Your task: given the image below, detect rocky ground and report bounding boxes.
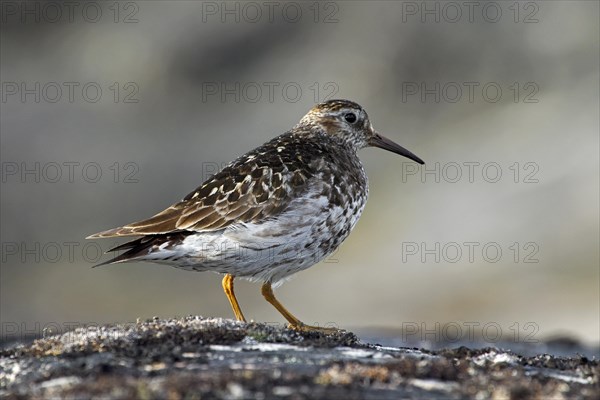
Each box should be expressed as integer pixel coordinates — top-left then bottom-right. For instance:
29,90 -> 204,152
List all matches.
1,316 -> 598,399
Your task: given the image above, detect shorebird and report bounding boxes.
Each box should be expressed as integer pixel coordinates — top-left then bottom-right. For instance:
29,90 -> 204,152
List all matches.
88,99 -> 424,331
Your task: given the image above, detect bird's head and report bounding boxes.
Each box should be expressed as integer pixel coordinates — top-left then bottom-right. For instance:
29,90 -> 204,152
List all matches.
297,99 -> 424,164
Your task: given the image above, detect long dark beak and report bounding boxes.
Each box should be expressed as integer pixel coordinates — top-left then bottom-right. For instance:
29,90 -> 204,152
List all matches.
369,133 -> 425,164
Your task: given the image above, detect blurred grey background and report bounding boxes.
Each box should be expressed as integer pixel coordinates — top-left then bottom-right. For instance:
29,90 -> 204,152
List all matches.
1,1 -> 598,347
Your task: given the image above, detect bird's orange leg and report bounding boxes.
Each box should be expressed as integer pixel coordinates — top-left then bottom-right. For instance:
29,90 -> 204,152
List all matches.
222,274 -> 246,322
261,281 -> 339,333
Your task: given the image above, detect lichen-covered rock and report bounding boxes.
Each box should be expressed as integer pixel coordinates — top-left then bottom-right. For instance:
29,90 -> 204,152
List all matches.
1,316 -> 598,399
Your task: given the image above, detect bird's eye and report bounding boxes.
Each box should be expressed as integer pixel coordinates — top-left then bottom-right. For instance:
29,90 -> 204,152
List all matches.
344,113 -> 357,123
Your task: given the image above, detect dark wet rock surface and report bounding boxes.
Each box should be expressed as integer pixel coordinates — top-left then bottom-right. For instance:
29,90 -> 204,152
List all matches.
1,316 -> 598,399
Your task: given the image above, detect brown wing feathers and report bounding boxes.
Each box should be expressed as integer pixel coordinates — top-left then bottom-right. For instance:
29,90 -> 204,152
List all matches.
86,134 -> 322,242
86,144 -> 299,239
86,205 -> 183,238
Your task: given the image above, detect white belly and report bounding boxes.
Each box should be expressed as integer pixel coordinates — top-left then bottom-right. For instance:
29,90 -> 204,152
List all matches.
143,180 -> 368,285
